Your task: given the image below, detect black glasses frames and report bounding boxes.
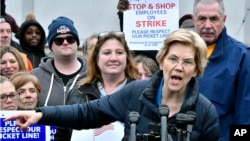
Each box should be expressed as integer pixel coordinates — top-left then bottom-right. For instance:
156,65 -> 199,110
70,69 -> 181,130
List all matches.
53,36 -> 76,46
0,93 -> 19,102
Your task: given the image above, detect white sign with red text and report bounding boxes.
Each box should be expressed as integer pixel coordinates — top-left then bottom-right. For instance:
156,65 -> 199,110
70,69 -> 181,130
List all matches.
124,0 -> 179,50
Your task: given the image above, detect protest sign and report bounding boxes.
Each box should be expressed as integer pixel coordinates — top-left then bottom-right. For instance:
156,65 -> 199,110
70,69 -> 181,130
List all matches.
0,111 -> 52,141
124,0 -> 179,50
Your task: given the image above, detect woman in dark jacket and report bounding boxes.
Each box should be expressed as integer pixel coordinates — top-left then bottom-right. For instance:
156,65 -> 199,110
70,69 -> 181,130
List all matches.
56,31 -> 140,140
5,29 -> 220,141
16,14 -> 46,68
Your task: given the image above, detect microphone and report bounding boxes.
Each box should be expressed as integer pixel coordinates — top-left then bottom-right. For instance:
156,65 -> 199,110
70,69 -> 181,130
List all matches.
176,112 -> 196,141
129,111 -> 140,141
176,113 -> 187,141
159,104 -> 169,141
186,111 -> 196,141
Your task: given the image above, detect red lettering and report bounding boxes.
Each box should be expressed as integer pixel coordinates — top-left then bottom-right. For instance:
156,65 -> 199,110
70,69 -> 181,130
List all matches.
155,3 -> 175,9
136,20 -> 167,27
129,4 -> 147,10
136,21 -> 141,27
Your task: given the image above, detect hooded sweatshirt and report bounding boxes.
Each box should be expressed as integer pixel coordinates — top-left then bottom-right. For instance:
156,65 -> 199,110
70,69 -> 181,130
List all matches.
30,57 -> 87,106
17,19 -> 46,68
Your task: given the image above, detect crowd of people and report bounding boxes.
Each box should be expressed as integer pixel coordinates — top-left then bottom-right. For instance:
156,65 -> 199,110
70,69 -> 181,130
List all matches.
1,0 -> 250,141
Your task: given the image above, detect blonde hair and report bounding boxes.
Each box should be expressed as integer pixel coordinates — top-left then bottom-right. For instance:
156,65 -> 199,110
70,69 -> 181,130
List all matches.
156,29 -> 208,76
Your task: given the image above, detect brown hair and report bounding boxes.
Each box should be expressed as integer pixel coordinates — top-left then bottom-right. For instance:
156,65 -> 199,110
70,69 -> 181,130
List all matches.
134,54 -> 159,74
10,71 -> 41,106
0,46 -> 27,72
78,31 -> 139,86
10,71 -> 41,94
82,33 -> 98,55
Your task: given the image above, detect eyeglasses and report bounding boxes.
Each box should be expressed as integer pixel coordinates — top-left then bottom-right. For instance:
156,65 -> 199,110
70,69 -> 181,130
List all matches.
166,56 -> 196,67
98,31 -> 125,40
0,93 -> 19,102
53,36 -> 76,45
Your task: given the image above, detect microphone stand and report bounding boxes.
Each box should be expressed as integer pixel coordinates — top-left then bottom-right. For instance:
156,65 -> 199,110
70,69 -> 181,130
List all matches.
185,111 -> 196,141
129,111 -> 140,141
177,128 -> 184,141
159,104 -> 169,141
176,111 -> 196,141
176,113 -> 187,141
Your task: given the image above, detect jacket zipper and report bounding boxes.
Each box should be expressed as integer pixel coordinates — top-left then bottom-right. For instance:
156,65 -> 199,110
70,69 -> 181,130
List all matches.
63,86 -> 66,105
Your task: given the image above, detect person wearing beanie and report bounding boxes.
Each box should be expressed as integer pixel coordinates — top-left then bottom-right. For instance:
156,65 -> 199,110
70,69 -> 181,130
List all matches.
16,13 -> 47,68
30,16 -> 87,140
30,16 -> 87,106
47,16 -> 80,50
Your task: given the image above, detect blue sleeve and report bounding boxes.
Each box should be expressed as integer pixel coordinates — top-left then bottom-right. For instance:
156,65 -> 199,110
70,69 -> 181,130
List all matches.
37,80 -> 141,130
233,48 -> 250,124
202,103 -> 220,140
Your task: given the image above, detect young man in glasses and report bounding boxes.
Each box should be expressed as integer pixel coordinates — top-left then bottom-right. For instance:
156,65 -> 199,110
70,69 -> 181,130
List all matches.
30,16 -> 87,107
0,76 -> 18,110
